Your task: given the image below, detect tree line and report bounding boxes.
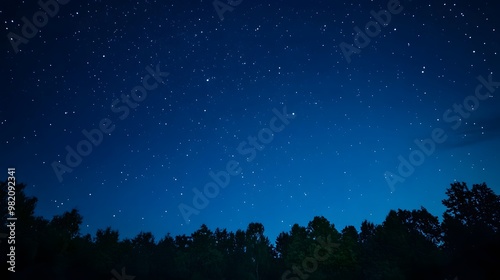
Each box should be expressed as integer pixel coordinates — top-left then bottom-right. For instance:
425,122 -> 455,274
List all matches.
1,181 -> 499,279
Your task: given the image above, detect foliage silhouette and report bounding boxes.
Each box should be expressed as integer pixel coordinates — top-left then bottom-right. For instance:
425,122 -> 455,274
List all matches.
1,180 -> 499,279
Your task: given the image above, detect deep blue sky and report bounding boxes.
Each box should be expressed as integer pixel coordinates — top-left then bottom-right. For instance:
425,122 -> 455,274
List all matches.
1,0 -> 499,242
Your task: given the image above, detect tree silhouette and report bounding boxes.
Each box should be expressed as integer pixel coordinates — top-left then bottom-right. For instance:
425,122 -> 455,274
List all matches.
2,180 -> 499,279
245,222 -> 274,280
441,182 -> 500,279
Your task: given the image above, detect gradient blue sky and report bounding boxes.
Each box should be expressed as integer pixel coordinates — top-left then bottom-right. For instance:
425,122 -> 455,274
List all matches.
1,0 -> 499,242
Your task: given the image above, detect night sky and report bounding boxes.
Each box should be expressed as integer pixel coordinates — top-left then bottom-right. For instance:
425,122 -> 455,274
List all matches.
1,0 -> 499,243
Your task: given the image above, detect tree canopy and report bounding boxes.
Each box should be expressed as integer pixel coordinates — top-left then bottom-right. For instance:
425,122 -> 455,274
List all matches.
1,181 -> 499,279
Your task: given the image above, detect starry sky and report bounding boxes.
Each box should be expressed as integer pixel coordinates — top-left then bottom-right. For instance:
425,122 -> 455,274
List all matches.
1,0 -> 500,242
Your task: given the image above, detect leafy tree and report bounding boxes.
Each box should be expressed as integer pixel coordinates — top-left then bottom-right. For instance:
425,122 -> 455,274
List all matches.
93,227 -> 120,273
307,216 -> 339,241
190,224 -> 225,279
396,207 -> 442,245
333,226 -> 361,279
275,232 -> 290,258
174,234 -> 192,278
3,180 -> 499,280
306,216 -> 341,279
245,222 -> 274,280
359,220 -> 376,244
50,208 -> 83,239
284,223 -> 310,268
441,182 -> 500,278
151,233 -> 176,279
442,182 -> 500,233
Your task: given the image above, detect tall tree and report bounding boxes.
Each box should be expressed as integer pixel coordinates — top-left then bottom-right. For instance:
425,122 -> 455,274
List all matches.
93,227 -> 120,273
441,182 -> 500,278
245,222 -> 274,280
191,224 -> 225,279
129,231 -> 155,277
442,182 -> 500,232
